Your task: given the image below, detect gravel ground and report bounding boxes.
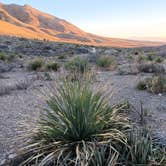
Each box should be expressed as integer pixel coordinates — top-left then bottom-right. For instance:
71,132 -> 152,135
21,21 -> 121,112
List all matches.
0,71 -> 166,164
98,72 -> 166,145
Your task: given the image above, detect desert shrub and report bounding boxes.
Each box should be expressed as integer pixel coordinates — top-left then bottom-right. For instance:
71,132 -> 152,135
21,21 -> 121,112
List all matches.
137,80 -> 147,90
65,57 -> 89,73
137,53 -> 164,64
127,54 -> 133,60
97,56 -> 115,69
0,52 -> 17,62
147,75 -> 166,94
137,75 -> 166,94
28,59 -> 44,71
118,64 -> 139,75
66,70 -> 96,82
137,55 -> 146,63
155,57 -> 163,63
0,52 -> 7,61
58,54 -> 66,60
46,62 -> 60,71
134,51 -> 139,55
146,54 -> 154,61
43,72 -> 52,81
20,80 -> 130,165
137,63 -> 165,73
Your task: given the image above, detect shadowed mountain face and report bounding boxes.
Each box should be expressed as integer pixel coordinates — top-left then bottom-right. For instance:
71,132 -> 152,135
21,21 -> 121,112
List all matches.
0,3 -> 164,47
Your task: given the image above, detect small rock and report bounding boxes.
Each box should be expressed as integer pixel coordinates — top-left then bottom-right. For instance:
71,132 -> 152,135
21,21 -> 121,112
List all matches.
8,153 -> 17,159
0,159 -> 7,165
0,61 -> 15,73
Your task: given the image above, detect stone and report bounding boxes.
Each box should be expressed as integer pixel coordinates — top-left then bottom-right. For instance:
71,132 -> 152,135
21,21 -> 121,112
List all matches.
8,153 -> 17,159
0,62 -> 13,72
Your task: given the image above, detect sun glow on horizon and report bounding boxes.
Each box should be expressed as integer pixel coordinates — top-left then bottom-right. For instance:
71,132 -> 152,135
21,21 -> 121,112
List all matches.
0,0 -> 166,41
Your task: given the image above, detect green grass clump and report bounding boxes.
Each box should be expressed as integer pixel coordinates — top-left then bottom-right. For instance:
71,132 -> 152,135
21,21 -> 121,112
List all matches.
137,75 -> 166,94
65,57 -> 89,73
28,59 -> 44,71
46,62 -> 60,71
97,56 -> 115,69
0,52 -> 7,61
43,72 -> 52,81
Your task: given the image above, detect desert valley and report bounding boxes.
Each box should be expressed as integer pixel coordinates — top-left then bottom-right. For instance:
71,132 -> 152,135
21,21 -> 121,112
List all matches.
0,2 -> 166,166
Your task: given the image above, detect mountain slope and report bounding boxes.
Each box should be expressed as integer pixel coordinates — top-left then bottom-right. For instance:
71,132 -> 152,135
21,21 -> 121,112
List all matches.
0,3 -> 164,47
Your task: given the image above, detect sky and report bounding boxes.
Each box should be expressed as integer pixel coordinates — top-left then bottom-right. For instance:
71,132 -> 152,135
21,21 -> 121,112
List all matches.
1,0 -> 166,41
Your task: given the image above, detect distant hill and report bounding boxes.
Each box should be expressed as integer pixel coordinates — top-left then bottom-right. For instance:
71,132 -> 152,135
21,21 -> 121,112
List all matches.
0,3 -> 164,47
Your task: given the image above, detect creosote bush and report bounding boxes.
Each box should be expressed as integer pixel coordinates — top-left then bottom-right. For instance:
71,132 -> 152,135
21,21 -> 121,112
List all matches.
137,63 -> 165,73
137,53 -> 164,64
46,62 -> 60,71
97,56 -> 116,70
137,75 -> 166,94
0,52 -> 7,61
0,52 -> 17,62
155,57 -> 163,63
137,80 -> 147,90
65,56 -> 89,74
28,59 -> 44,71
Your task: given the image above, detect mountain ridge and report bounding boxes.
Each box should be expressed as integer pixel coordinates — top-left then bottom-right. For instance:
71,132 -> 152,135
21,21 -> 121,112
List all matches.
0,3 -> 164,47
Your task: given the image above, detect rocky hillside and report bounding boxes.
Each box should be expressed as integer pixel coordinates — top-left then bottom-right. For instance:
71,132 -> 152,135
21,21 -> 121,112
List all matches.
0,3 -> 164,47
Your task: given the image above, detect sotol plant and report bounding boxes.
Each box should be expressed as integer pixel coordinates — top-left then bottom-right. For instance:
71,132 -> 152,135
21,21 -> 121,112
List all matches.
20,80 -> 130,165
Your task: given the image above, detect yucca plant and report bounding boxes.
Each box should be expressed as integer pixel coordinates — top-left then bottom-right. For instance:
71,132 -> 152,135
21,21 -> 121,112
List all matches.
20,79 -> 130,165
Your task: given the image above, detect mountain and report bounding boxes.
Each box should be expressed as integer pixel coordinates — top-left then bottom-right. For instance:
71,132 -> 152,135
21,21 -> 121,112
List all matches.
0,3 -> 164,47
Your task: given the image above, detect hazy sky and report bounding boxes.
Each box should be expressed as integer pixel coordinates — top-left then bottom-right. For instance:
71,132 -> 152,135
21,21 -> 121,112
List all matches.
1,0 -> 166,40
